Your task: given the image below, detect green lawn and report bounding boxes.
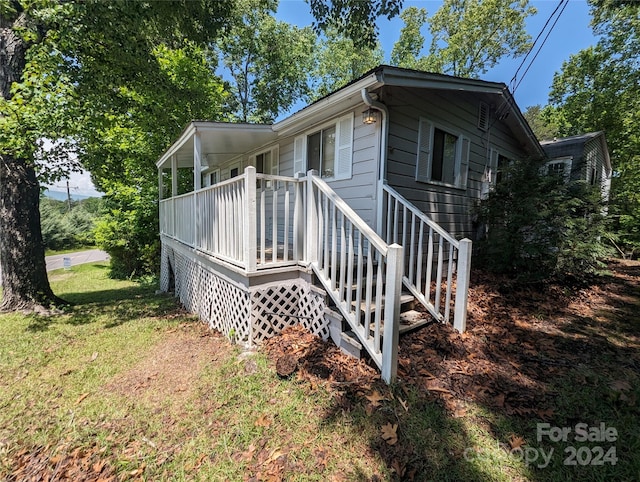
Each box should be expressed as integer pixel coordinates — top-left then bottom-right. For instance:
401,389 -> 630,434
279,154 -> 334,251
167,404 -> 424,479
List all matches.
0,262 -> 638,481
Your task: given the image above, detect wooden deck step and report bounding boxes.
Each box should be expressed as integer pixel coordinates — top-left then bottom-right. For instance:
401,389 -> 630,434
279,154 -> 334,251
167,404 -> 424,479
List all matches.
398,309 -> 432,334
352,293 -> 415,314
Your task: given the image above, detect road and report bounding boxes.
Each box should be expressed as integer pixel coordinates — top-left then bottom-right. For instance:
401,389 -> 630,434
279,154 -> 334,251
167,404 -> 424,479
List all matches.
46,249 -> 110,271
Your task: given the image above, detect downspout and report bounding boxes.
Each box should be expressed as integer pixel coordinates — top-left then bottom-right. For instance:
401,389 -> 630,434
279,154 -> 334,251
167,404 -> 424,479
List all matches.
361,88 -> 389,237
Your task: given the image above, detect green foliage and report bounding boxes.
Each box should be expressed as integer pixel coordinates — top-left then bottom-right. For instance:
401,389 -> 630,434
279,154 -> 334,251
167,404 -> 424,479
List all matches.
311,26 -> 384,101
216,0 -> 315,122
548,0 -> 640,256
94,185 -> 159,279
475,158 -> 612,283
40,197 -> 102,250
307,0 -> 402,49
522,104 -> 562,141
390,6 -> 428,69
390,0 -> 536,78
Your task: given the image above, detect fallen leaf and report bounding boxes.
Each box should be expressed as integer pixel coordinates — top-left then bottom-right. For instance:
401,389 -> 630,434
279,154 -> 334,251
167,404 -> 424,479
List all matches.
509,434 -> 526,450
536,407 -> 555,420
610,380 -> 632,392
90,352 -> 99,362
255,414 -> 271,428
493,393 -> 506,408
381,423 -> 398,445
424,379 -> 450,394
76,392 -> 89,404
366,391 -> 385,407
391,458 -> 406,477
453,406 -> 467,418
399,397 -> 409,412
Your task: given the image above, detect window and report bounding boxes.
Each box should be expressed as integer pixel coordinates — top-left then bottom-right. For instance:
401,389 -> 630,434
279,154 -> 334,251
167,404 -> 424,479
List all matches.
253,147 -> 279,188
293,113 -> 353,180
492,152 -> 510,184
544,158 -> 572,182
230,167 -> 239,178
307,126 -> 336,178
416,118 -> 470,188
209,170 -> 219,186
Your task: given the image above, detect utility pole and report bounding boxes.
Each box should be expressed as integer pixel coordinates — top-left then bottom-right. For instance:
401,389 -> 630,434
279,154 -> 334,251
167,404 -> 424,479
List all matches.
66,180 -> 72,212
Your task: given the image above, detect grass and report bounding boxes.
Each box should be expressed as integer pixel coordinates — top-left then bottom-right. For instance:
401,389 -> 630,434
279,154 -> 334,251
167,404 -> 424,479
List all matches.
45,245 -> 99,257
0,262 -> 638,481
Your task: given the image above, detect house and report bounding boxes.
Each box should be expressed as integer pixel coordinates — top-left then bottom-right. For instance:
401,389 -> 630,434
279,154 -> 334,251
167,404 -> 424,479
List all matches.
156,65 -> 545,383
540,131 -> 612,201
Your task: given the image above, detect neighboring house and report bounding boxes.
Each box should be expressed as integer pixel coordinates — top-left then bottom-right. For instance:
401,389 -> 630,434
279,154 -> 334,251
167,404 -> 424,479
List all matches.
540,131 -> 613,201
155,65 -> 546,383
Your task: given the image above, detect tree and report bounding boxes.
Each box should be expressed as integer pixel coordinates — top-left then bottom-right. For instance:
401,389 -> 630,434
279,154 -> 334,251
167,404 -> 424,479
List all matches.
522,104 -> 561,141
390,6 -> 428,69
217,0 -> 315,123
84,43 -> 228,278
311,26 -> 384,101
391,0 -> 536,78
548,0 -> 640,254
308,0 -> 402,49
0,0 -> 233,311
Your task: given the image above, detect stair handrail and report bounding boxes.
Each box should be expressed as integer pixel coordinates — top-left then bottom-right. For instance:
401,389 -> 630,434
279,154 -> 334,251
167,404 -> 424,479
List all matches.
382,184 -> 460,248
307,171 -> 402,383
312,175 -> 389,255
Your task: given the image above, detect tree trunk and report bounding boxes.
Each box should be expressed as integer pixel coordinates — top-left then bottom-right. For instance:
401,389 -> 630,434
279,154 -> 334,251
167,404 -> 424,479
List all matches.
0,155 -> 66,312
0,10 -> 66,312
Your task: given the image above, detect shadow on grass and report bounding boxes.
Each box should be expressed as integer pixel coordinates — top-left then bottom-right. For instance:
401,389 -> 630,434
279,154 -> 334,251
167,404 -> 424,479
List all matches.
26,286 -> 181,332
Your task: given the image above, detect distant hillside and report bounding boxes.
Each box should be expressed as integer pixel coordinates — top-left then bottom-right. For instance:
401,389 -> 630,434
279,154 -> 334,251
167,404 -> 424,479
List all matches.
43,189 -> 97,201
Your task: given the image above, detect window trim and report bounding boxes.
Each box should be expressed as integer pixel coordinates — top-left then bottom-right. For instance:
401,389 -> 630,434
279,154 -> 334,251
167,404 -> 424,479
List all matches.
415,117 -> 469,189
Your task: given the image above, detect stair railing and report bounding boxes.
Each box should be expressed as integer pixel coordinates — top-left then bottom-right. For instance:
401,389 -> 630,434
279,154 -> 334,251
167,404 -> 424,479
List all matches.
307,171 -> 403,383
381,184 -> 472,332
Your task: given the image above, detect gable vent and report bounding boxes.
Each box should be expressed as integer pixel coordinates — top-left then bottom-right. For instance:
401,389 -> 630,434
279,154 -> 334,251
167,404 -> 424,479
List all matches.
478,102 -> 489,131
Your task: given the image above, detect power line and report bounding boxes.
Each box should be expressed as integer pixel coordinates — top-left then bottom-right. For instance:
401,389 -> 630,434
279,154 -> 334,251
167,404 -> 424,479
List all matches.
513,0 -> 569,94
509,0 -> 569,93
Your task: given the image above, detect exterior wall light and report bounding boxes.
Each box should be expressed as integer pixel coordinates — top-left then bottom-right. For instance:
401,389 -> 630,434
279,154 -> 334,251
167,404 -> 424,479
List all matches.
362,108 -> 378,125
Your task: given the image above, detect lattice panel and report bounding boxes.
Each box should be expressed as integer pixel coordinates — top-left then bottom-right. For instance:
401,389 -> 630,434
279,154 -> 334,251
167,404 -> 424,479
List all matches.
299,286 -> 329,340
173,252 -> 187,299
180,258 -> 200,313
250,283 -> 300,343
250,282 -> 328,343
202,270 -> 251,343
160,244 -> 171,292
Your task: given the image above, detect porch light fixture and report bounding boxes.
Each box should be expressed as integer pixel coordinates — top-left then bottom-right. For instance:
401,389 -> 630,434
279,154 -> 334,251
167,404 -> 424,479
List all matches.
362,108 -> 378,125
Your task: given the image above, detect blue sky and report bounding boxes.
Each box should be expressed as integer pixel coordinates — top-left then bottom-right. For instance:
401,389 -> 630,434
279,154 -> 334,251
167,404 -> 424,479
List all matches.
277,0 -> 597,110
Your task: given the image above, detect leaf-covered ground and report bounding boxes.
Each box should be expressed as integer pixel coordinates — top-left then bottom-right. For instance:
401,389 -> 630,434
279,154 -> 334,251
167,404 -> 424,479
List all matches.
1,260 -> 639,481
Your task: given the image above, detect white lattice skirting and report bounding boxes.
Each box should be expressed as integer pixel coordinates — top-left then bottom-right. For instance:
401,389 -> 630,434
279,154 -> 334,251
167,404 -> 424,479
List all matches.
161,245 -> 328,345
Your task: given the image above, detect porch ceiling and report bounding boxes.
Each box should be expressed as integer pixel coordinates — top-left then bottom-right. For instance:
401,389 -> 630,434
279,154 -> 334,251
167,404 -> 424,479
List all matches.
157,122 -> 277,170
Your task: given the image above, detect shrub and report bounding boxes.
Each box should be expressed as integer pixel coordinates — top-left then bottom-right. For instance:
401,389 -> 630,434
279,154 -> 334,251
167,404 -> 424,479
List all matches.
474,157 -> 612,283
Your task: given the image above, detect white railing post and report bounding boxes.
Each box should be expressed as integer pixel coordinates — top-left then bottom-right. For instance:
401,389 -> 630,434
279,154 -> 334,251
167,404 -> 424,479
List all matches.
244,167 -> 257,272
382,243 -> 403,384
293,172 -> 304,261
453,238 -> 472,333
306,170 -> 318,264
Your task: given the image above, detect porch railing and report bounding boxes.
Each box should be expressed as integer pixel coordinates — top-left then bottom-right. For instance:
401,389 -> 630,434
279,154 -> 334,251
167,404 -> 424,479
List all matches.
159,167 -> 304,271
381,184 -> 472,332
